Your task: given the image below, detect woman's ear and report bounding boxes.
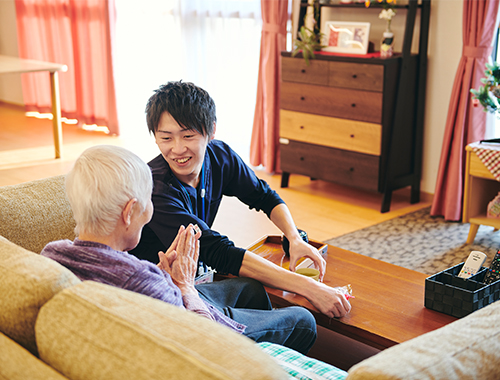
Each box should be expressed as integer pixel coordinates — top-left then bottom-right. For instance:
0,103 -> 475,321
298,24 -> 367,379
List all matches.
122,198 -> 138,227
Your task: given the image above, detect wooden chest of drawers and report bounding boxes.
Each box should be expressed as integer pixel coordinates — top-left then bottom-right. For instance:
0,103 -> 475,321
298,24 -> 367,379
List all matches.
279,53 -> 421,212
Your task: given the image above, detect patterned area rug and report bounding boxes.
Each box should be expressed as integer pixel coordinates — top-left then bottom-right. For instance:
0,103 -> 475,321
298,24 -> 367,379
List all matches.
324,207 -> 500,275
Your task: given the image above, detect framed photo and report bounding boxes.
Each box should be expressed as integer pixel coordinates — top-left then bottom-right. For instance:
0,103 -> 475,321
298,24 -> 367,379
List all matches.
322,21 -> 371,55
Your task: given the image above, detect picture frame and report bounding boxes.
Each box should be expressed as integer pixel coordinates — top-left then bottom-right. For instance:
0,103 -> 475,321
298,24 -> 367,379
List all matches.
322,21 -> 371,55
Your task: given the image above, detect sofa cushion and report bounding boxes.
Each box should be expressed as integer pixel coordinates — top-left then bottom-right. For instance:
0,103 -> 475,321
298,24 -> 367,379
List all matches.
0,235 -> 81,356
36,281 -> 288,380
0,331 -> 69,380
257,341 -> 348,379
0,175 -> 76,254
346,300 -> 500,380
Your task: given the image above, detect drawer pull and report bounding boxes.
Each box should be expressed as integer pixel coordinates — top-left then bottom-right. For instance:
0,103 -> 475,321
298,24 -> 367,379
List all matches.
301,69 -> 306,73
350,167 -> 355,172
350,134 -> 355,138
301,96 -> 305,101
351,103 -> 356,107
279,138 -> 290,145
352,74 -> 357,79
300,125 -> 305,129
300,157 -> 305,161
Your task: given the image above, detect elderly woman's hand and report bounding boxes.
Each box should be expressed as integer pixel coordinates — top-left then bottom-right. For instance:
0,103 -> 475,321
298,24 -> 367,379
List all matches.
158,224 -> 201,296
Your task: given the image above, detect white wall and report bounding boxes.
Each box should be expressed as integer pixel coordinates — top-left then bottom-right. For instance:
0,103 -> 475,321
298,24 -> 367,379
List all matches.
423,0 -> 463,196
0,0 -> 23,105
0,0 -> 464,196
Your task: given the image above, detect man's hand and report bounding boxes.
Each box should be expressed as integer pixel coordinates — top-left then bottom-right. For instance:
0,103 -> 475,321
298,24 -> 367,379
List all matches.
288,239 -> 327,281
240,251 -> 351,319
268,204 -> 327,280
303,280 -> 352,318
158,224 -> 201,296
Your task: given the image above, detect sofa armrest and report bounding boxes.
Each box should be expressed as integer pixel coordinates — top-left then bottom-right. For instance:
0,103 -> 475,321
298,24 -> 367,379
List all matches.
36,281 -> 289,380
346,300 -> 500,380
0,332 -> 69,380
0,175 -> 76,253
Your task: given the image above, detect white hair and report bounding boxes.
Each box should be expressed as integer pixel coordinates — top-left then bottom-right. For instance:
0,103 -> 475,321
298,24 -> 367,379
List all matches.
65,145 -> 153,237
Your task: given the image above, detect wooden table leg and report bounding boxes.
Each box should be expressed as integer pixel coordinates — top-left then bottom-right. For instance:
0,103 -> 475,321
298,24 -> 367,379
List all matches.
466,223 -> 480,244
281,172 -> 290,188
50,71 -> 63,158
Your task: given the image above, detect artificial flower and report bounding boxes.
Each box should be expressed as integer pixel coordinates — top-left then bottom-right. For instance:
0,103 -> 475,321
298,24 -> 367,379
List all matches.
379,8 -> 396,21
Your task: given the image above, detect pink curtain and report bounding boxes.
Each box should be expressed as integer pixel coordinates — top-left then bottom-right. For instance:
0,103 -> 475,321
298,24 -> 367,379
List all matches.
430,0 -> 499,221
250,0 -> 288,173
15,0 -> 119,135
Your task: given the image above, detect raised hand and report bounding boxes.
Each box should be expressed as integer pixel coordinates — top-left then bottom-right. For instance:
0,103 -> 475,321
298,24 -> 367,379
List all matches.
158,224 -> 201,296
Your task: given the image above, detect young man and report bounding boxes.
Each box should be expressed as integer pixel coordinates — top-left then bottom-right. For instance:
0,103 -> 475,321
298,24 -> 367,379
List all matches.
131,81 -> 351,319
41,145 -> 317,355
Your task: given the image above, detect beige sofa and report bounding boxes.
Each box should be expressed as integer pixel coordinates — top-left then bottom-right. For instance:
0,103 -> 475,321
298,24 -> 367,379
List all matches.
1,175 -> 500,380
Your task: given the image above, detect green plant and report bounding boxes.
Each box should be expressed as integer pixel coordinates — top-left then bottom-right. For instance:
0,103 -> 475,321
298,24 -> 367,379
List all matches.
291,0 -> 325,66
471,62 -> 500,114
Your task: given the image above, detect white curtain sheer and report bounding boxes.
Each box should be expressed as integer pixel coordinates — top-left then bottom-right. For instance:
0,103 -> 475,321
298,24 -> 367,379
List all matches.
114,0 -> 262,161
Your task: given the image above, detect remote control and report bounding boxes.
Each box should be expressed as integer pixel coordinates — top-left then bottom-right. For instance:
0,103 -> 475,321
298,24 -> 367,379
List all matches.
484,250 -> 500,285
457,251 -> 487,279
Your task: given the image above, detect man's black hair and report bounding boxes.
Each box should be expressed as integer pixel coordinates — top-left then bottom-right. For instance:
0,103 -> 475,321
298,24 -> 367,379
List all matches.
146,81 -> 216,137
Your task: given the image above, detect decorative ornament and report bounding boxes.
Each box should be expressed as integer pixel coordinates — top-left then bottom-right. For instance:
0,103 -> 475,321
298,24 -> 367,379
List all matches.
365,0 -> 397,58
471,62 -> 500,115
380,31 -> 394,58
378,7 -> 396,58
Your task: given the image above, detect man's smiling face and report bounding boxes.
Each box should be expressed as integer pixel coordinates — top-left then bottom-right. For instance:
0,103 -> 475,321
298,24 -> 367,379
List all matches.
155,111 -> 210,188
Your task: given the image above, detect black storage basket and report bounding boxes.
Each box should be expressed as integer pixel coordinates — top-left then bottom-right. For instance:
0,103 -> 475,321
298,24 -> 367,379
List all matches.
425,262 -> 500,318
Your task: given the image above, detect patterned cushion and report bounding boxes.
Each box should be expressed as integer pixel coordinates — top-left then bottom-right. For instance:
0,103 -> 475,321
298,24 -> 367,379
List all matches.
0,332 -> 69,380
0,175 -> 76,254
257,342 -> 348,380
346,300 -> 500,380
0,236 -> 81,356
36,281 -> 288,380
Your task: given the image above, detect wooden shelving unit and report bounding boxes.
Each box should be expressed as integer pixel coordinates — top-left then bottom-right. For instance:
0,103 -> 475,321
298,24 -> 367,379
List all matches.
281,0 -> 430,213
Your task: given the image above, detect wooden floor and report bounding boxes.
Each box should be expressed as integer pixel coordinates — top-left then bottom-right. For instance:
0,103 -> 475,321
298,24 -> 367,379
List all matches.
0,102 -> 432,247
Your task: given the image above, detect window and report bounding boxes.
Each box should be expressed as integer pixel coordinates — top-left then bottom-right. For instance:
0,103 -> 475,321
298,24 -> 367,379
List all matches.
114,0 -> 263,162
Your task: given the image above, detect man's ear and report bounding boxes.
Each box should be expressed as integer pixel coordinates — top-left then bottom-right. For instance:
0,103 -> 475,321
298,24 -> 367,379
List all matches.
122,198 -> 138,227
210,122 -> 216,141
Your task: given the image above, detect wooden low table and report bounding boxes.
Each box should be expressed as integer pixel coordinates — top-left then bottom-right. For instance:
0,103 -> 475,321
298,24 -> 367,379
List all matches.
247,235 -> 457,351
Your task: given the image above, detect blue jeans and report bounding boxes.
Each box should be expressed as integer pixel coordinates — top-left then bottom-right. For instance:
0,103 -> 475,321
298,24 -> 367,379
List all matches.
196,277 -> 317,354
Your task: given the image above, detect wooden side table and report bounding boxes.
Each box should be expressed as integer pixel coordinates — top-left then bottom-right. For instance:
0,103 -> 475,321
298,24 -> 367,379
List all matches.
0,55 -> 68,158
463,143 -> 500,243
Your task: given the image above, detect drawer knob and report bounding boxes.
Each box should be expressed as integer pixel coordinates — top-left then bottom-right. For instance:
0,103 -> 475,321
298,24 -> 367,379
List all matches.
300,125 -> 305,129
351,103 -> 356,107
301,96 -> 305,101
300,157 -> 305,161
352,74 -> 357,79
350,167 -> 355,172
350,134 -> 355,138
301,69 -> 306,73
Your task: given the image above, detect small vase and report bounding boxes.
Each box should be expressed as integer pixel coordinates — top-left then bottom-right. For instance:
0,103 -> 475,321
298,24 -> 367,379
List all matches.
380,31 -> 394,59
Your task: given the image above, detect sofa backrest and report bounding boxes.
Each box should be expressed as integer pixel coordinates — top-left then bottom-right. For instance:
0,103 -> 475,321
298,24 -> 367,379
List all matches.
0,175 -> 76,254
0,235 -> 81,356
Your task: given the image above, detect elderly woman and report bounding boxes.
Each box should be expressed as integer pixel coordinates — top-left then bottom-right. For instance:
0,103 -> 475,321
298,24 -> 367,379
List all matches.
41,145 -> 317,355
